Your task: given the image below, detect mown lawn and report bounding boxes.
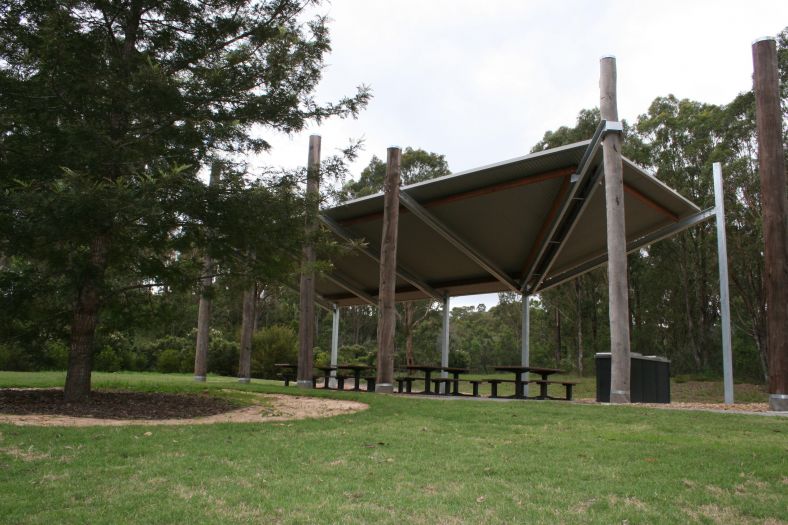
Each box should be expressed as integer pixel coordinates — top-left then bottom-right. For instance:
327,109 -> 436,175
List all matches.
0,372 -> 785,524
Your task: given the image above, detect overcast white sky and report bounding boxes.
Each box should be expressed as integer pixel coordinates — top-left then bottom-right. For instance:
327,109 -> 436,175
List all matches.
257,0 -> 787,308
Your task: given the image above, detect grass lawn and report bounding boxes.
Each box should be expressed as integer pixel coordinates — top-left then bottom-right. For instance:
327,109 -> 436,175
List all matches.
0,371 -> 785,524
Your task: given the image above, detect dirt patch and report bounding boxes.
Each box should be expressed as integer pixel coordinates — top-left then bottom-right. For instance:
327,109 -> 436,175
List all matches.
0,388 -> 368,427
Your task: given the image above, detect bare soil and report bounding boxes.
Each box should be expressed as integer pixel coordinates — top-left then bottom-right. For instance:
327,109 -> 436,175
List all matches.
0,388 -> 368,427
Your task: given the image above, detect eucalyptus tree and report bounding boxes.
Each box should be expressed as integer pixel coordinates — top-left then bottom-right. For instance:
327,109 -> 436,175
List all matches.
0,0 -> 369,400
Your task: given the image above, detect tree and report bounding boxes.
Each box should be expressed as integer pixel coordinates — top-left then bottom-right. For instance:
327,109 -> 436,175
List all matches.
342,147 -> 451,199
0,1 -> 369,400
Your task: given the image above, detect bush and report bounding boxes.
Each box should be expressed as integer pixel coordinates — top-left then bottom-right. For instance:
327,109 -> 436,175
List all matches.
208,337 -> 240,377
449,349 -> 470,369
0,342 -> 33,371
43,340 -> 69,370
251,325 -> 297,379
156,348 -> 186,373
94,346 -> 123,372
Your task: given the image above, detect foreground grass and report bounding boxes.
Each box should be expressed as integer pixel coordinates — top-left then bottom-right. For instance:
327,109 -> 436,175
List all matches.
0,372 -> 785,524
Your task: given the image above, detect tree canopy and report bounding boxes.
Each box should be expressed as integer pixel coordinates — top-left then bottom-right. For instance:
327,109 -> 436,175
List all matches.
0,0 -> 369,399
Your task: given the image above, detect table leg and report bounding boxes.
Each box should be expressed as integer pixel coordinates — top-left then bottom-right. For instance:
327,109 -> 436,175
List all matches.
424,371 -> 432,394
324,372 -> 331,389
354,370 -> 362,391
452,374 -> 460,395
539,374 -> 548,399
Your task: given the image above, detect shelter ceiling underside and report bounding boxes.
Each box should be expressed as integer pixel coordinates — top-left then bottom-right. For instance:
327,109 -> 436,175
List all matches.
314,139 -> 701,306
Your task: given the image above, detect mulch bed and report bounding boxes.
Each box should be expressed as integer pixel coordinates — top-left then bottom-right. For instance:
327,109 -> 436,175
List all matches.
0,388 -> 239,420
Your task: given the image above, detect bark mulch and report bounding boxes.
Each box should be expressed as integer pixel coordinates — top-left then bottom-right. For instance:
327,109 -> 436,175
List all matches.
0,388 -> 238,420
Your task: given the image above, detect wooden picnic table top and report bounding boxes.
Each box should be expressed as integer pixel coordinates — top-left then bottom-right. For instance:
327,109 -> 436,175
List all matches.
441,367 -> 470,374
336,364 -> 372,370
494,365 -> 564,375
405,365 -> 443,373
274,363 -> 297,369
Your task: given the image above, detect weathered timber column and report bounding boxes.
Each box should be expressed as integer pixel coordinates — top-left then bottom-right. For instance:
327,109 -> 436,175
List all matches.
194,161 -> 222,382
376,146 -> 401,393
238,283 -> 256,383
521,294 -> 530,398
600,56 -> 631,403
752,38 -> 788,411
297,135 -> 321,389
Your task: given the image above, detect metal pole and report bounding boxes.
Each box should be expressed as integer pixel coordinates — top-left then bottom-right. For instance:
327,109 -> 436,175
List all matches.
713,163 -> 734,404
330,304 -> 340,389
521,294 -> 530,398
440,295 -> 450,393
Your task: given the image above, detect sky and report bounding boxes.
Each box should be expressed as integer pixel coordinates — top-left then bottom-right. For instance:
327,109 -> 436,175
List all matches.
255,0 -> 787,309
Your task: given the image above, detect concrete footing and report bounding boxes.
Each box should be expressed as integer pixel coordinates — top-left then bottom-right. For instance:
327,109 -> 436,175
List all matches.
375,383 -> 394,394
769,394 -> 788,411
193,375 -> 206,382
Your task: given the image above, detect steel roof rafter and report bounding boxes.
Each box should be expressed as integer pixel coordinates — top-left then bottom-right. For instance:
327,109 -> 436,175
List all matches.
319,215 -> 442,300
398,191 -> 521,293
538,207 -> 716,292
323,271 -> 377,307
520,120 -> 610,293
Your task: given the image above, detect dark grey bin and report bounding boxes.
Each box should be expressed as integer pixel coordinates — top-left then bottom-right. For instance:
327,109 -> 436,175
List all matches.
595,353 -> 670,403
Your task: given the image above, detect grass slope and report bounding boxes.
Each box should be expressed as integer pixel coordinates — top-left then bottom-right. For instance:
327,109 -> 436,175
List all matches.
0,372 -> 785,524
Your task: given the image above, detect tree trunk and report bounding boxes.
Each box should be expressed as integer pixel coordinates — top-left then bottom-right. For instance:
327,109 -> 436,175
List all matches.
64,235 -> 109,402
404,302 -> 416,366
238,283 -> 256,383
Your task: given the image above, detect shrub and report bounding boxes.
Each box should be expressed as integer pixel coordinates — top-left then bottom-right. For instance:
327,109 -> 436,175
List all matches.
94,347 -> 122,372
156,348 -> 185,373
208,337 -> 240,377
251,325 -> 297,379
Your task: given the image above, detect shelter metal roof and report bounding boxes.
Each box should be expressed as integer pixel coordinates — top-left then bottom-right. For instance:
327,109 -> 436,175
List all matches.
314,124 -> 706,307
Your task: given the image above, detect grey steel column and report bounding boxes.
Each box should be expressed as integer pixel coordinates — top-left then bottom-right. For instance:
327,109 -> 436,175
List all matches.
713,163 -> 734,405
441,295 -> 450,393
330,304 -> 340,389
521,294 -> 531,398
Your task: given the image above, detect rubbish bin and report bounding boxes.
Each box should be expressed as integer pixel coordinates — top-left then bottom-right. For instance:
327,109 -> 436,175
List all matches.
595,352 -> 671,403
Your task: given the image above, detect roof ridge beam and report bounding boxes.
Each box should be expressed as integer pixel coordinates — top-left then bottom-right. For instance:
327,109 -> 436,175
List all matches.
399,191 -> 520,293
319,215 -> 443,300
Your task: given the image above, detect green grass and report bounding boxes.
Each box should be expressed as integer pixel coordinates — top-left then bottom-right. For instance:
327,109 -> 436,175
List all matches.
1,372 -> 785,524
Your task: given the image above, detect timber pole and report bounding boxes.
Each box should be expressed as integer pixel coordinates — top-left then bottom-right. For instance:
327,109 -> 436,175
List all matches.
600,55 -> 631,403
194,161 -> 222,382
752,38 -> 788,411
238,283 -> 256,383
375,146 -> 401,393
713,163 -> 734,404
297,135 -> 321,389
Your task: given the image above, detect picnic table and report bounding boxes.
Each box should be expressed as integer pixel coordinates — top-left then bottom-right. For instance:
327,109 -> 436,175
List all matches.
405,365 -> 443,394
315,365 -> 337,389
441,367 -> 470,395
274,363 -> 298,386
493,365 -> 564,399
337,364 -> 373,391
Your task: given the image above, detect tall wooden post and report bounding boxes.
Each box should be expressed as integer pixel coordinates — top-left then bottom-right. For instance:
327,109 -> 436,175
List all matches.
376,146 -> 401,393
194,161 -> 222,382
238,283 -> 256,383
752,38 -> 788,411
297,135 -> 321,388
600,55 -> 631,403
